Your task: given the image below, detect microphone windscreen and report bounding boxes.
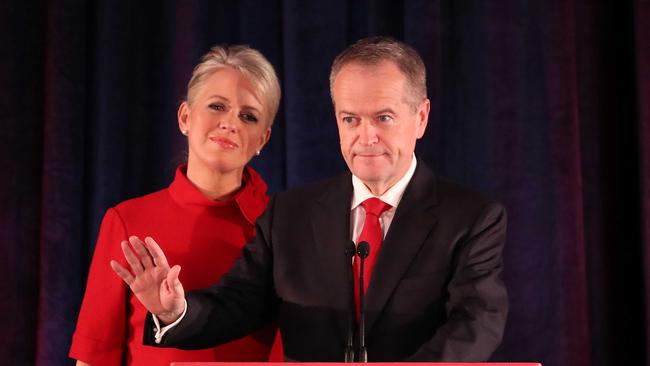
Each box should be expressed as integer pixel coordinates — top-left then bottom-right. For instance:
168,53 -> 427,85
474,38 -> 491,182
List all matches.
345,241 -> 357,257
357,241 -> 370,259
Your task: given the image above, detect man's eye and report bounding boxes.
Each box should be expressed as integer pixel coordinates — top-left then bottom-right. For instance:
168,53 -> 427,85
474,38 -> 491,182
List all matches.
240,113 -> 259,123
342,116 -> 357,124
209,103 -> 226,111
377,115 -> 393,122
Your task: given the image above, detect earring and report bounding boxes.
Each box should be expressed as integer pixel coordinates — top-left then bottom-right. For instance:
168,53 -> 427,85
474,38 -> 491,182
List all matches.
255,150 -> 261,156
181,129 -> 188,136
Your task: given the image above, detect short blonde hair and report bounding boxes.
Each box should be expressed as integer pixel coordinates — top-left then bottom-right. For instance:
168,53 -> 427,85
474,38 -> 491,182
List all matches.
186,45 -> 281,126
330,36 -> 426,111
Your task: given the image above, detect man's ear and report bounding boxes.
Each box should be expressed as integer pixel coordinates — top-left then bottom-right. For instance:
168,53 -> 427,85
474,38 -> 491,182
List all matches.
415,98 -> 430,139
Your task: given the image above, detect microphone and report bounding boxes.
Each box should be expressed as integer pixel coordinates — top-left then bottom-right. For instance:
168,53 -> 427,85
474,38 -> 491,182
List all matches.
344,242 -> 357,258
344,242 -> 356,363
357,241 -> 370,363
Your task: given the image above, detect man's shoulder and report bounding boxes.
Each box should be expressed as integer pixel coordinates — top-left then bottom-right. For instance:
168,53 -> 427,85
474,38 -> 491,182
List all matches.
408,162 -> 502,213
410,162 -> 500,207
432,176 -> 506,223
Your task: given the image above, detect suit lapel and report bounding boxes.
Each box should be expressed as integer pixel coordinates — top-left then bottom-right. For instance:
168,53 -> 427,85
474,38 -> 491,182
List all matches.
310,172 -> 355,343
364,163 -> 440,333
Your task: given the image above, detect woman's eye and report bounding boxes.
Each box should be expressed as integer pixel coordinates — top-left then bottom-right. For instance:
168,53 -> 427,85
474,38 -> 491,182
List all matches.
209,103 -> 226,111
240,113 -> 259,123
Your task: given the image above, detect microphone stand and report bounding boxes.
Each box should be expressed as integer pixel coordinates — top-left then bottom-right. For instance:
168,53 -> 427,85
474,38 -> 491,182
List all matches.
357,241 -> 370,363
344,242 -> 356,363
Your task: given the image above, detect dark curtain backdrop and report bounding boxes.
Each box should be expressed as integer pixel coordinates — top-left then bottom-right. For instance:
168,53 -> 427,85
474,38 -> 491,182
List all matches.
2,1 -> 648,365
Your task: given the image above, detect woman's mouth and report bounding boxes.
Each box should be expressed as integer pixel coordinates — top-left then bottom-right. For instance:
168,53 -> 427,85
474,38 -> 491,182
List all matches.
209,136 -> 239,149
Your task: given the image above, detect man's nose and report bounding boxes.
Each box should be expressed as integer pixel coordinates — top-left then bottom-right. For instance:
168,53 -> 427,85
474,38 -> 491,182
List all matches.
358,120 -> 379,145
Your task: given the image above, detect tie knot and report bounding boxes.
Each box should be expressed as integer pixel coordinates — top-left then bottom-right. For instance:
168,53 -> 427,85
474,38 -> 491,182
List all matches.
361,197 -> 391,217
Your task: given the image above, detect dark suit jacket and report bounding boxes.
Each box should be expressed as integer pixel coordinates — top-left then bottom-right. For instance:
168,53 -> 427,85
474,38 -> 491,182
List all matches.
144,162 -> 508,361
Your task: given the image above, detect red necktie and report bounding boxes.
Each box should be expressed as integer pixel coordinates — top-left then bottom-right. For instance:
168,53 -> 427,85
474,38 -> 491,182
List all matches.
354,197 -> 391,318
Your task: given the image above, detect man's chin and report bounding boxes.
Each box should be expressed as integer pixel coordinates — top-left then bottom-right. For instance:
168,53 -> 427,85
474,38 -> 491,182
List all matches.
350,168 -> 384,183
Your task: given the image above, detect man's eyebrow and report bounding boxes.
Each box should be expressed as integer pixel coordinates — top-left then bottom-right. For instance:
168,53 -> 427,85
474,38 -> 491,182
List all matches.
337,110 -> 358,116
374,108 -> 397,115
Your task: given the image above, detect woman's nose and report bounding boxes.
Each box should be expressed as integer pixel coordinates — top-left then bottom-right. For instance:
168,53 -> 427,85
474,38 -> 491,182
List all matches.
217,115 -> 239,132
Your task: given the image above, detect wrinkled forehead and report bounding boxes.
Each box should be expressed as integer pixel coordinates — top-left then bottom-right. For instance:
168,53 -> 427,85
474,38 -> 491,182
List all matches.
332,62 -> 410,109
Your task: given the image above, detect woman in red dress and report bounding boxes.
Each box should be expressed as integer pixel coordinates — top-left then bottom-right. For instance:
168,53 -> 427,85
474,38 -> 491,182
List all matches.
69,45 -> 281,366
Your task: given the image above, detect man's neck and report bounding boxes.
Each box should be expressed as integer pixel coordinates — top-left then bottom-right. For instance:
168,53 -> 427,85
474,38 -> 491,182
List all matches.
363,181 -> 396,197
359,155 -> 417,197
351,155 -> 418,209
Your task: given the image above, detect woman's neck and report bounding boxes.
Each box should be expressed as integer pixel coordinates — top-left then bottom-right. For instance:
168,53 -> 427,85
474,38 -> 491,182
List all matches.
185,160 -> 244,201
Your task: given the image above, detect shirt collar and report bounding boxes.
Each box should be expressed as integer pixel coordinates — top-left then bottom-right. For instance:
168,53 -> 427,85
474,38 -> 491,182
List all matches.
168,164 -> 268,224
350,154 -> 417,210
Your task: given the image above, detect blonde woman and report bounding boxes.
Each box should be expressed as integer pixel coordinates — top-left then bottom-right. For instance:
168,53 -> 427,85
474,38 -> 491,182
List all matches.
70,45 -> 281,365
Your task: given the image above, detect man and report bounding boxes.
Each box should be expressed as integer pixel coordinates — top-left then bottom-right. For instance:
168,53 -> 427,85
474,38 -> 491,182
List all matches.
112,36 -> 508,361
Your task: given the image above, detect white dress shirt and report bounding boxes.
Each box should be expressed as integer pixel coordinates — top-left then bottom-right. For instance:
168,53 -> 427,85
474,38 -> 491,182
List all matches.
350,154 -> 418,243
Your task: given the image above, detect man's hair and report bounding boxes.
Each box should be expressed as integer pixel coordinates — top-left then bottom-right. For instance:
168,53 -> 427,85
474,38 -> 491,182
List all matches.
186,45 -> 281,126
329,36 -> 427,110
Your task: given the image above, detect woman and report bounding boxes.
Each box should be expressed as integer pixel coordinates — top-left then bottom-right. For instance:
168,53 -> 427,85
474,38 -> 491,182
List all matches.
69,45 -> 281,365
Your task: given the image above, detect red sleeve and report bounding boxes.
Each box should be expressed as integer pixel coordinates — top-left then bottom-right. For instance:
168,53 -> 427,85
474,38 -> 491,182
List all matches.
69,208 -> 129,365
267,329 -> 284,361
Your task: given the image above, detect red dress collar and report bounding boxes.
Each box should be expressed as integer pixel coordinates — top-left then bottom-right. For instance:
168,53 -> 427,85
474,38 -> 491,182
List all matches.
167,164 -> 269,225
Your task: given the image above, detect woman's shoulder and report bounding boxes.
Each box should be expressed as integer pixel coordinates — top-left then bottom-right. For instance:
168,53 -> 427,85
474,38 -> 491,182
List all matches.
111,187 -> 171,216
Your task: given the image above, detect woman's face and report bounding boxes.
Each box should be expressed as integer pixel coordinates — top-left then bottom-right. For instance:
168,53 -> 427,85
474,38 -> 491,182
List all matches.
178,67 -> 271,175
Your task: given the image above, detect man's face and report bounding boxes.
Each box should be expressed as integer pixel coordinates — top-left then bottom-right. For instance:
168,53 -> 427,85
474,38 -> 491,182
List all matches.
332,61 -> 430,195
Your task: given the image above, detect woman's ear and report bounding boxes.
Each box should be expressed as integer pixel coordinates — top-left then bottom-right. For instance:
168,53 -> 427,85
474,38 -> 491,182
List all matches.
178,101 -> 190,135
257,127 -> 272,153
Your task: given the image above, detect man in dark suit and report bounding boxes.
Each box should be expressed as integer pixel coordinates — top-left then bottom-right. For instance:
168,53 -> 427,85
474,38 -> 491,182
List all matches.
112,36 -> 508,361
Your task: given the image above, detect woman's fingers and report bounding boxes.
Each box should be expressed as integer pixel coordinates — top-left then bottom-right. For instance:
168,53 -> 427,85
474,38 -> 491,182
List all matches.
110,259 -> 135,285
145,236 -> 170,269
